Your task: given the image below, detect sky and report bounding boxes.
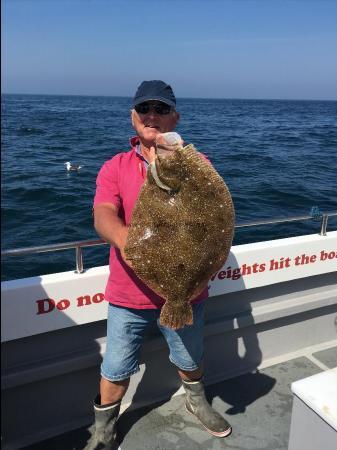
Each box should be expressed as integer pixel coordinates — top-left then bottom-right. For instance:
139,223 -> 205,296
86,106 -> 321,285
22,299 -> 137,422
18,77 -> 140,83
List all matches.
2,0 -> 337,100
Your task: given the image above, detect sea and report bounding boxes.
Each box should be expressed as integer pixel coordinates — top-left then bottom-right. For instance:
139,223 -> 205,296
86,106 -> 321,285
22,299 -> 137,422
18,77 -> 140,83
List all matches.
2,94 -> 337,281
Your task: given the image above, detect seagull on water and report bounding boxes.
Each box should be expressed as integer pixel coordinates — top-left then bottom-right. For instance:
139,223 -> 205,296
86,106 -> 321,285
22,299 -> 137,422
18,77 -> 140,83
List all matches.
65,161 -> 83,172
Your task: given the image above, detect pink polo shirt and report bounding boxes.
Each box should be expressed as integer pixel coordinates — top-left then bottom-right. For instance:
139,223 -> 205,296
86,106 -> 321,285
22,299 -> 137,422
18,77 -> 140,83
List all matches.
94,136 -> 208,309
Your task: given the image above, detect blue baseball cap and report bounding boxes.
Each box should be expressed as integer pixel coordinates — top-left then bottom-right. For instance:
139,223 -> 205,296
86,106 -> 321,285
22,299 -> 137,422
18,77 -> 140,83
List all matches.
132,80 -> 176,108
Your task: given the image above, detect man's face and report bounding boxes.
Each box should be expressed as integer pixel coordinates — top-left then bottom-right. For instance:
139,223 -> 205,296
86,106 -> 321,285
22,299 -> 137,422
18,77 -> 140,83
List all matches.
131,101 -> 180,146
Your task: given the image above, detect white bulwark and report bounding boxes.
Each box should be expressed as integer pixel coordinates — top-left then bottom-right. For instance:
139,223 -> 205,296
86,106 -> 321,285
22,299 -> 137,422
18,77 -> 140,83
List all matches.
1,231 -> 337,342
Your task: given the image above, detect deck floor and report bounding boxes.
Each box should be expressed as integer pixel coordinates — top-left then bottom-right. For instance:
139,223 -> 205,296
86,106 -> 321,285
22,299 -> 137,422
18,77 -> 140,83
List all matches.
23,346 -> 337,450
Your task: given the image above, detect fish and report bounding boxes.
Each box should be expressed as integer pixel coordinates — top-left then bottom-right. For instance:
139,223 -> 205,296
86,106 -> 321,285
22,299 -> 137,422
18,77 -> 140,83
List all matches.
124,133 -> 235,329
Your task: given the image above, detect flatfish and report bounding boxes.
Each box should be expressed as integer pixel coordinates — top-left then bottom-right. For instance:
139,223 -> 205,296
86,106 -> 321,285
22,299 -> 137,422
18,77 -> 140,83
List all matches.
124,132 -> 235,329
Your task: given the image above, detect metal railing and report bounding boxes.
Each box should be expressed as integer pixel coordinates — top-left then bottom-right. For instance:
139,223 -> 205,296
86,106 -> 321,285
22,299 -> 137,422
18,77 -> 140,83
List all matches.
1,239 -> 106,274
1,211 -> 336,274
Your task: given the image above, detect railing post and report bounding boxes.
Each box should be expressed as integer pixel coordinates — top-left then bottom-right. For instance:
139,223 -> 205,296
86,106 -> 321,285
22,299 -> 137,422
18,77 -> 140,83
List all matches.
75,246 -> 84,273
320,214 -> 328,236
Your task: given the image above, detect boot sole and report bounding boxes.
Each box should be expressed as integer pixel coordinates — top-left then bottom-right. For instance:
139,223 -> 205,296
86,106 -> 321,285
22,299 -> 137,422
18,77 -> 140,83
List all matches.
185,406 -> 232,438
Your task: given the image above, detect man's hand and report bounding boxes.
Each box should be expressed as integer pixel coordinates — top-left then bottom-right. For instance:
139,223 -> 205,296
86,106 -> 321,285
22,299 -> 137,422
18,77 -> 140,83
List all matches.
94,203 -> 132,267
119,233 -> 133,268
116,224 -> 133,268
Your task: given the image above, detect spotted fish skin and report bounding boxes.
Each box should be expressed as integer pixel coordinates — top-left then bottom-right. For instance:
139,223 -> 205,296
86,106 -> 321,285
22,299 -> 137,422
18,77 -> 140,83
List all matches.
125,144 -> 235,329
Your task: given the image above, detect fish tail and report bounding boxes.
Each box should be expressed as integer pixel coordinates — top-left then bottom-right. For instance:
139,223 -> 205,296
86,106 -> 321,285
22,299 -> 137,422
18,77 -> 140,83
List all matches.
159,301 -> 194,329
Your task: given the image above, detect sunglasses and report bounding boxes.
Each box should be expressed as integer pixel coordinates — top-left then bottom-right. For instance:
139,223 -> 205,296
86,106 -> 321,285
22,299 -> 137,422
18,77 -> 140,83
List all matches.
135,102 -> 172,115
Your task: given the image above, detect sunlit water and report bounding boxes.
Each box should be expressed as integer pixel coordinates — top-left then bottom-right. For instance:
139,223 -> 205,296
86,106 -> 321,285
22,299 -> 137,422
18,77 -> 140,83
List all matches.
2,94 -> 337,280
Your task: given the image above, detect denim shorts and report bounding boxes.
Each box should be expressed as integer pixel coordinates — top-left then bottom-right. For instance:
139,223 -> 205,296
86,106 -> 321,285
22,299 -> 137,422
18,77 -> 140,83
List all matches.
101,302 -> 205,381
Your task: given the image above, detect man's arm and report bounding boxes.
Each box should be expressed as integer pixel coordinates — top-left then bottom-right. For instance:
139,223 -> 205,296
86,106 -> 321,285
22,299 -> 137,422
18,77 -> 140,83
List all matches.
93,203 -> 130,262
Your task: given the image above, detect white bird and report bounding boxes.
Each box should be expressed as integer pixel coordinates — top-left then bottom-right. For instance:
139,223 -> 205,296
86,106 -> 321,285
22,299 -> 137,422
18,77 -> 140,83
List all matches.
64,161 -> 83,172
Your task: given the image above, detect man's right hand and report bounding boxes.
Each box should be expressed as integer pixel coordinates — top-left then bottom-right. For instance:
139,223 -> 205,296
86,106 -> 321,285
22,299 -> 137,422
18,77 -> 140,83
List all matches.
94,203 -> 133,267
119,227 -> 133,268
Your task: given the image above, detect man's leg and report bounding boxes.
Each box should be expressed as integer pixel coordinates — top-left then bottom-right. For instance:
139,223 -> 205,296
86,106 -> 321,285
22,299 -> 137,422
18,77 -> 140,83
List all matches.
177,366 -> 203,381
100,377 -> 130,404
86,304 -> 150,449
159,302 -> 232,438
85,378 -> 130,450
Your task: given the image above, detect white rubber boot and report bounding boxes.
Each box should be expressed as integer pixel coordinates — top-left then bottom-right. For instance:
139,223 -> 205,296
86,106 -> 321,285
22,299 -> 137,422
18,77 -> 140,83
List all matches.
183,379 -> 232,438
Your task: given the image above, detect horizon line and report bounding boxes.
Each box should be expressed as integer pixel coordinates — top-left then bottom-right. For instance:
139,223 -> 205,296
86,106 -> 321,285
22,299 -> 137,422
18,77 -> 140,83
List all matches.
2,92 -> 337,102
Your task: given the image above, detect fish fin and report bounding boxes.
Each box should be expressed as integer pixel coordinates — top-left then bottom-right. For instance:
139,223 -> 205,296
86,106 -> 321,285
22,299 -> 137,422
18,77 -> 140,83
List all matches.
159,301 -> 193,329
183,144 -> 233,194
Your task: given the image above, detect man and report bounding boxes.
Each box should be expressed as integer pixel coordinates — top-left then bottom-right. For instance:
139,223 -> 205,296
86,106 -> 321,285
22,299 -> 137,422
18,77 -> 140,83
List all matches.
87,80 -> 232,449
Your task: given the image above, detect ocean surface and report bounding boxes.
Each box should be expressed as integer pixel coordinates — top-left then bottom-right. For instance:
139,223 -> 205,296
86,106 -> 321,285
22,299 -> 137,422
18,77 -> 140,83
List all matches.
2,94 -> 337,281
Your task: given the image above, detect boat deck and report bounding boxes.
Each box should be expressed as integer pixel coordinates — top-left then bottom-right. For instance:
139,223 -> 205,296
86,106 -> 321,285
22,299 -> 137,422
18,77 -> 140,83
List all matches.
22,343 -> 337,450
